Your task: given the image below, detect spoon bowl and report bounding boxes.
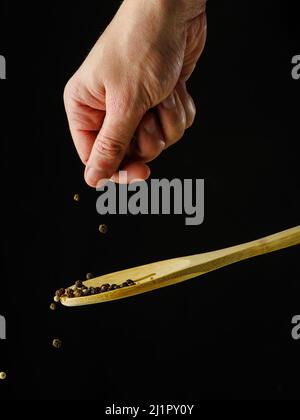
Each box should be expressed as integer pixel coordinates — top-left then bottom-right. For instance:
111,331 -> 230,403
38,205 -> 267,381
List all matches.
61,226 -> 300,307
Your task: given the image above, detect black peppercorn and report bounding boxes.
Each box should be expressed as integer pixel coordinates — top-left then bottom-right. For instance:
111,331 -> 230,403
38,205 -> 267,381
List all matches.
55,288 -> 65,298
52,339 -> 62,349
126,280 -> 135,286
99,224 -> 108,234
75,280 -> 83,288
101,284 -> 109,293
74,289 -> 83,298
86,273 -> 94,280
66,288 -> 74,298
0,372 -> 7,380
82,288 -> 90,296
89,287 -> 96,295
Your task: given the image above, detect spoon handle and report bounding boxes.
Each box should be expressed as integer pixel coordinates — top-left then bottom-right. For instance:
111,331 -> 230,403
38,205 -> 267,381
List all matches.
185,225 -> 300,278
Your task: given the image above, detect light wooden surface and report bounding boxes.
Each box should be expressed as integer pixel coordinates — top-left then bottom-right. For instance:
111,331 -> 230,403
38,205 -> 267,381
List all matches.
61,226 -> 300,307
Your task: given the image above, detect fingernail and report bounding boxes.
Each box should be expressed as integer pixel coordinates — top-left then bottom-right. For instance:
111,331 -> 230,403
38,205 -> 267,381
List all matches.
162,93 -> 176,109
143,116 -> 158,135
86,167 -> 107,187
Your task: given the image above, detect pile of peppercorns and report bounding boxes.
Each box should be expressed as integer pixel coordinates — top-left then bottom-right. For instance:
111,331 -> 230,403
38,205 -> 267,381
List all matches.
54,278 -> 136,302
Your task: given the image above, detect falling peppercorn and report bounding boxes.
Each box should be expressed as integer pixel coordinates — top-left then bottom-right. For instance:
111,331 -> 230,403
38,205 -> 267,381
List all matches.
0,372 -> 6,380
73,194 -> 80,202
52,339 -> 62,349
99,224 -> 108,234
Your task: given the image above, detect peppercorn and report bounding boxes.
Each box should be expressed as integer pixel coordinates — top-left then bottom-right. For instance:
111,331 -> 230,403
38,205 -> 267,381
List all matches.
126,280 -> 135,286
86,273 -> 94,280
74,289 -> 83,298
66,288 -> 74,298
89,287 -> 97,295
55,288 -> 65,298
52,339 -> 62,349
73,194 -> 80,202
110,284 -> 118,291
82,288 -> 90,296
75,280 -> 83,288
99,224 -> 108,234
101,284 -> 110,293
50,303 -> 56,311
0,372 -> 6,380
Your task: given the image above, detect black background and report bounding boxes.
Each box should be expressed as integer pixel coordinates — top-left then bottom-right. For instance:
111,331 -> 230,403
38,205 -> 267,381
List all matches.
1,0 -> 300,402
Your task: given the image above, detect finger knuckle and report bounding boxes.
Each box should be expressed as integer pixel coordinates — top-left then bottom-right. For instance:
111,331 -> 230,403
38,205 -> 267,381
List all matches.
63,78 -> 74,102
96,136 -> 125,161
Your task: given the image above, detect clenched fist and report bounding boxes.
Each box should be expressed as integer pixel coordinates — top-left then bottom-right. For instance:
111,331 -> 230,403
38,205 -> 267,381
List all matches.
64,0 -> 207,187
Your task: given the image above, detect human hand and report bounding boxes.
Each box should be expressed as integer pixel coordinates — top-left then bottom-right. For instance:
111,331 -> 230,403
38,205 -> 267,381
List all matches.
64,0 -> 207,187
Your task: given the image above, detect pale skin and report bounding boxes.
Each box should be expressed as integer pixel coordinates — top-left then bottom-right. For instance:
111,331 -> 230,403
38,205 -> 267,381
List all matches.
64,0 -> 207,187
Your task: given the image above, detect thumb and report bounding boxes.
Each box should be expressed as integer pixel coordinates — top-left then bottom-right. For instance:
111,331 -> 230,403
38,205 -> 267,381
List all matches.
85,103 -> 144,187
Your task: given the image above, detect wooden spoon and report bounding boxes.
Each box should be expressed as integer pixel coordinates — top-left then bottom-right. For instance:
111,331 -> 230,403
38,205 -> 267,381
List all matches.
61,226 -> 300,307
